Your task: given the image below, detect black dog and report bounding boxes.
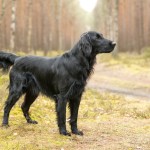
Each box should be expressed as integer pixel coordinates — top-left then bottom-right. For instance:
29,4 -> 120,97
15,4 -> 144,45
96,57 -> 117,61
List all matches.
0,31 -> 116,136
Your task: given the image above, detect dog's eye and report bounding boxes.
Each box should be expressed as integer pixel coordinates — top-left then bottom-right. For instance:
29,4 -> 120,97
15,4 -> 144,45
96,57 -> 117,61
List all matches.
96,34 -> 102,39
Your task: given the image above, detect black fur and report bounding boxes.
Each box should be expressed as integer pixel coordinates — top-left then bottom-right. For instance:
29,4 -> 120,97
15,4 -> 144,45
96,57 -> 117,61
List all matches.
0,31 -> 116,136
0,51 -> 19,71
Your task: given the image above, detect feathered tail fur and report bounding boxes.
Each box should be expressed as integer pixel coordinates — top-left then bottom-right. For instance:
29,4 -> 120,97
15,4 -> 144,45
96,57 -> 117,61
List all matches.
0,51 -> 19,72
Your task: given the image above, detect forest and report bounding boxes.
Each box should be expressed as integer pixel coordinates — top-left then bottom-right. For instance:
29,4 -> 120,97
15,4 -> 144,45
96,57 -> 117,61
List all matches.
0,0 -> 150,150
0,0 -> 150,54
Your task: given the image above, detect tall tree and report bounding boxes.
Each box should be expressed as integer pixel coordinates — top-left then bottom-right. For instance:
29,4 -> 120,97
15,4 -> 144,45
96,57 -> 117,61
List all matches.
58,0 -> 62,50
27,0 -> 32,53
10,0 -> 16,51
0,0 -> 6,49
54,0 -> 63,50
112,0 -> 119,55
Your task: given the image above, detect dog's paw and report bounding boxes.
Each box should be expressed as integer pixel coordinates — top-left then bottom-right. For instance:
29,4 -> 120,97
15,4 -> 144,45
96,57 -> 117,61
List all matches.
1,124 -> 9,128
60,131 -> 71,136
72,130 -> 83,136
27,120 -> 38,124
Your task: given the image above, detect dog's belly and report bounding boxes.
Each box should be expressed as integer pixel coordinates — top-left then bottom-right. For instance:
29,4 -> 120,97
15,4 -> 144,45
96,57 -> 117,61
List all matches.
13,56 -> 87,99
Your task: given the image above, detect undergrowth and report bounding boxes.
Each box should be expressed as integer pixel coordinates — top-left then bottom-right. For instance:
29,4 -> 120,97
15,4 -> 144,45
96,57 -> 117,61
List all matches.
0,74 -> 150,149
98,50 -> 150,69
0,51 -> 150,149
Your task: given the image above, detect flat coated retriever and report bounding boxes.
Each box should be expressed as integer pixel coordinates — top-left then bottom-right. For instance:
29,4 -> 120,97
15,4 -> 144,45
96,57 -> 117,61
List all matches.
0,31 -> 116,136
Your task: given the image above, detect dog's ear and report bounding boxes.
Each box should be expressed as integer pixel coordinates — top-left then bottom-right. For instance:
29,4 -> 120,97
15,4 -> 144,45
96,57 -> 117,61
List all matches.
79,35 -> 92,57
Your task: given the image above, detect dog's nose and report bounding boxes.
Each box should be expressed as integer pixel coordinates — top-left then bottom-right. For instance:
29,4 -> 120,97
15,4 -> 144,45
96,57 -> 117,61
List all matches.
109,41 -> 116,47
111,41 -> 116,46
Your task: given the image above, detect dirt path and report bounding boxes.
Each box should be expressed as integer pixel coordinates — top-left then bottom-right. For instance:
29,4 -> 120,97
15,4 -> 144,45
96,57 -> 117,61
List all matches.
88,63 -> 150,101
0,62 -> 150,150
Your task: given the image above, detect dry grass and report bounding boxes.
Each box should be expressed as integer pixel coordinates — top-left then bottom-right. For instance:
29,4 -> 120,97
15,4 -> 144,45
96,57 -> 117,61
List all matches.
0,52 -> 150,149
98,52 -> 150,71
0,75 -> 150,150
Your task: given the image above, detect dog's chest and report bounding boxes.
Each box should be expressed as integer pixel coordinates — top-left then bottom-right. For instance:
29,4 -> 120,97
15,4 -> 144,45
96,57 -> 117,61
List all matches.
59,80 -> 86,99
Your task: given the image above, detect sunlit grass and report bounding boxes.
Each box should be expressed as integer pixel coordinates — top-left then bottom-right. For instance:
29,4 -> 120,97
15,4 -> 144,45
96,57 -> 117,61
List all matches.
0,74 -> 150,149
0,51 -> 150,149
98,50 -> 150,70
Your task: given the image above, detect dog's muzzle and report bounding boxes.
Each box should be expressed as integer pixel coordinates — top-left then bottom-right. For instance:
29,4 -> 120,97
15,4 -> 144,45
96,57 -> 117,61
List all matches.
111,41 -> 116,47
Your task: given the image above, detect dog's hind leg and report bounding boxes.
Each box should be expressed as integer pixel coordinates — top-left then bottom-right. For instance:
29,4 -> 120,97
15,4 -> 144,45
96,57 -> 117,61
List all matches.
21,85 -> 39,124
2,84 -> 23,126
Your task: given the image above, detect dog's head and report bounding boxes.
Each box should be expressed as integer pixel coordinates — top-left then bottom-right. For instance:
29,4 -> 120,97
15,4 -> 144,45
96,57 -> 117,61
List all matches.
79,31 -> 116,57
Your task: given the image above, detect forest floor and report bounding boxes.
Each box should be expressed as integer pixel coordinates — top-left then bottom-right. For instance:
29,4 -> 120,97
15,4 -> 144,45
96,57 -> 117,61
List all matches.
0,52 -> 150,150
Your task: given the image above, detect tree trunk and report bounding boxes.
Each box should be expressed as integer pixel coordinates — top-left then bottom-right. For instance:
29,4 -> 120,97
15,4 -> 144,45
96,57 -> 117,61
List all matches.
41,1 -> 49,55
0,0 -> 6,49
112,0 -> 119,56
49,1 -> 54,51
54,0 -> 62,50
58,0 -> 62,50
10,0 -> 16,51
27,0 -> 32,53
139,0 -> 144,50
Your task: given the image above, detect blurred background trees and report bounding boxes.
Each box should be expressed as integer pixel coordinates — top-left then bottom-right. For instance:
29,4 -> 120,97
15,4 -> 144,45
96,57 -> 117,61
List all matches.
0,0 -> 150,54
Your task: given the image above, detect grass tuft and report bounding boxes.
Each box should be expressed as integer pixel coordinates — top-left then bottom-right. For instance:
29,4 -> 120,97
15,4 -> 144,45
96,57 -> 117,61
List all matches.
0,52 -> 150,149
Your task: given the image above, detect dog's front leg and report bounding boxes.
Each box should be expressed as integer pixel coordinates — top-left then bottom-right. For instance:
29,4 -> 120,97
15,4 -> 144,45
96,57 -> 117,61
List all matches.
56,96 -> 70,136
69,95 -> 83,136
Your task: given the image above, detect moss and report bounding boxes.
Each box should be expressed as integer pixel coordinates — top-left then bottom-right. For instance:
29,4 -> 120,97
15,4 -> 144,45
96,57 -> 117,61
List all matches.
0,52 -> 150,149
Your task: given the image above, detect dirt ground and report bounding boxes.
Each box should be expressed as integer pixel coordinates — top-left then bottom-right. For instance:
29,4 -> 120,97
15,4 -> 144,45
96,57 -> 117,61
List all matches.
0,54 -> 150,150
88,62 -> 150,100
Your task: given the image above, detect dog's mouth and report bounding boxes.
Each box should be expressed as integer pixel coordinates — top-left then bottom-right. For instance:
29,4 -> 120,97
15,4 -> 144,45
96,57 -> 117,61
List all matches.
101,47 -> 116,53
98,41 -> 116,53
106,42 -> 116,53
104,49 -> 114,53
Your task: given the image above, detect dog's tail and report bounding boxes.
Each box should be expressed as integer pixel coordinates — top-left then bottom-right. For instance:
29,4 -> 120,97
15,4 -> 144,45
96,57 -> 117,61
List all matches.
0,51 -> 19,72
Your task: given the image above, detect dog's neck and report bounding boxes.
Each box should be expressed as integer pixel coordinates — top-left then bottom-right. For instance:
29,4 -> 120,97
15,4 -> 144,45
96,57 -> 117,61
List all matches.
70,42 -> 96,79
